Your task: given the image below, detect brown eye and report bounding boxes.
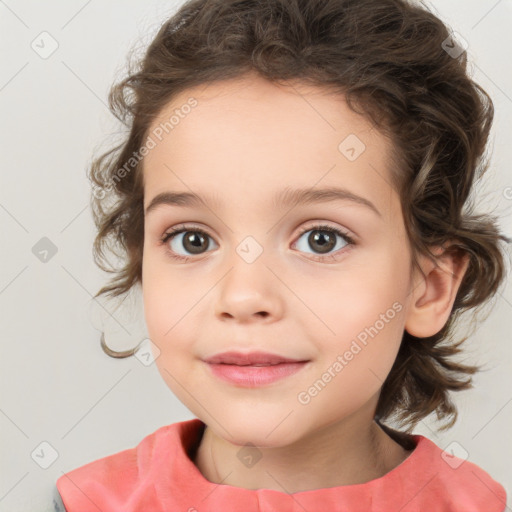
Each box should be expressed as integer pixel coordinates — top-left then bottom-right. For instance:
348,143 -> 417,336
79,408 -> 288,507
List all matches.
180,231 -> 210,254
294,224 -> 353,259
161,228 -> 218,260
306,230 -> 337,254
160,223 -> 355,263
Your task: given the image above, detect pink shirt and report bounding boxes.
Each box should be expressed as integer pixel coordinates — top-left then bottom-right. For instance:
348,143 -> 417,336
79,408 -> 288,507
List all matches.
56,418 -> 506,511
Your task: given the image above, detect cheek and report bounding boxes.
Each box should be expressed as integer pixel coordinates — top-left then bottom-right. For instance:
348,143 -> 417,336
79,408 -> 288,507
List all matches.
142,257 -> 166,339
142,272 -> 201,399
142,257 -> 183,354
309,264 -> 408,348
142,257 -> 206,367
296,307 -> 405,427
143,248 -> 184,326
307,250 -> 409,385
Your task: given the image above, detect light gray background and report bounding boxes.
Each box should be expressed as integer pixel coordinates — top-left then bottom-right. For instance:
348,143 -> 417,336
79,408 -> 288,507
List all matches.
1,1 -> 511,510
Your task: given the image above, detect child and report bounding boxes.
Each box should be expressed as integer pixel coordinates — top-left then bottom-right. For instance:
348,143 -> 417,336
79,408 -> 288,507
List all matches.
55,0 -> 510,510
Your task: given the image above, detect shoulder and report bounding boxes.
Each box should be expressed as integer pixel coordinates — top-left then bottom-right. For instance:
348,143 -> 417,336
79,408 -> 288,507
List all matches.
56,421 -> 184,511
409,435 -> 507,511
52,486 -> 67,511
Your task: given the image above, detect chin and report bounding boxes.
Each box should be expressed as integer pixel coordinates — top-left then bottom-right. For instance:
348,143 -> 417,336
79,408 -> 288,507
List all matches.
204,408 -> 305,448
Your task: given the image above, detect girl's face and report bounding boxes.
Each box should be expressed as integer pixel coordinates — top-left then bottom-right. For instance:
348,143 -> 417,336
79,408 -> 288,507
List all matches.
142,73 -> 417,447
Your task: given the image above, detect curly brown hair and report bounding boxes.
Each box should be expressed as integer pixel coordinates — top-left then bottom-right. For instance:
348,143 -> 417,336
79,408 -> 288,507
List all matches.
89,0 -> 510,432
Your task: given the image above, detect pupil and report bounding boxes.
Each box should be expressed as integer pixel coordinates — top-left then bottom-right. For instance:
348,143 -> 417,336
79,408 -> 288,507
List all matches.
185,232 -> 207,254
310,230 -> 335,253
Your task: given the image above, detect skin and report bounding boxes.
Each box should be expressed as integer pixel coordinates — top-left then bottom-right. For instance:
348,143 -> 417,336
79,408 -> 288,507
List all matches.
141,71 -> 469,493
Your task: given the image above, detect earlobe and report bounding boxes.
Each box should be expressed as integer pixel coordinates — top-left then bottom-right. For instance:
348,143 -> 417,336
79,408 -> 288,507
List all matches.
404,245 -> 470,338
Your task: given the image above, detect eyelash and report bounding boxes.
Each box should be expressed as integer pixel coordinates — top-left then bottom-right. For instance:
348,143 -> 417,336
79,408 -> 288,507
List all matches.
158,223 -> 355,263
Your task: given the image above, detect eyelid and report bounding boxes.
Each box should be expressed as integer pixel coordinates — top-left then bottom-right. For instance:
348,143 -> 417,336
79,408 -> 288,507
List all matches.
295,221 -> 356,241
160,222 -> 354,244
160,223 -> 217,246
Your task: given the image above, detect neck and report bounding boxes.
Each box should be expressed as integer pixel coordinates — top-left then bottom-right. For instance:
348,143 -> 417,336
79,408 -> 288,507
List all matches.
193,411 -> 413,493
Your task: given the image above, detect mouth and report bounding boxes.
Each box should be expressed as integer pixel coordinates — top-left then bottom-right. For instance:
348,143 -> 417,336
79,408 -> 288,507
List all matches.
203,351 -> 310,387
204,350 -> 306,365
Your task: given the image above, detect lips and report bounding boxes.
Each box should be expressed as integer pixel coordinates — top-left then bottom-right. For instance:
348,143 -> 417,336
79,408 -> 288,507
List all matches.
204,351 -> 306,366
204,351 -> 309,388
203,351 -> 310,387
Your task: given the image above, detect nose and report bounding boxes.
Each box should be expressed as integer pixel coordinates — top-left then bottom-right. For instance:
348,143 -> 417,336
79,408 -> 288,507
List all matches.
214,260 -> 284,324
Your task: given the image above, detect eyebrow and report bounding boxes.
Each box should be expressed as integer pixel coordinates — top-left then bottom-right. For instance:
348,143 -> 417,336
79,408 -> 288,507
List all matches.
144,186 -> 381,218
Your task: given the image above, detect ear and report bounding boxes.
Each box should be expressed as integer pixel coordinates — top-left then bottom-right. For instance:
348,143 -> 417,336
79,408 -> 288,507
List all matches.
404,244 -> 470,338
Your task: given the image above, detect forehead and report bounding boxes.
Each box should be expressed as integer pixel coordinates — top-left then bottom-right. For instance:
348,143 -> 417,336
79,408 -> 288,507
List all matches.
146,73 -> 379,144
142,73 -> 396,217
